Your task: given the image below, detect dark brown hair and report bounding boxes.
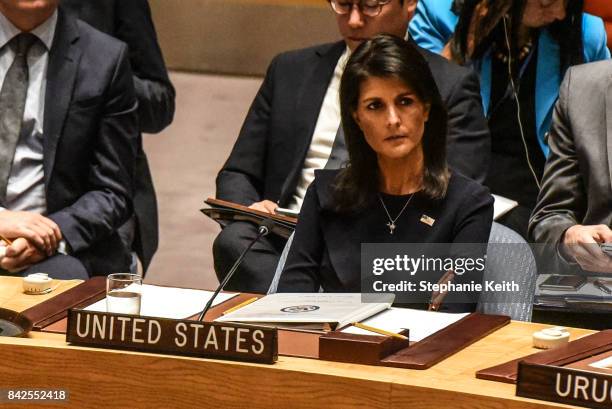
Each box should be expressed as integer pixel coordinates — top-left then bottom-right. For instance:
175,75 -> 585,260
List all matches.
333,34 -> 449,213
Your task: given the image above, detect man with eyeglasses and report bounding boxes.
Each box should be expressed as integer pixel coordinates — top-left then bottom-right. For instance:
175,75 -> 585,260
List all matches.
214,0 -> 491,293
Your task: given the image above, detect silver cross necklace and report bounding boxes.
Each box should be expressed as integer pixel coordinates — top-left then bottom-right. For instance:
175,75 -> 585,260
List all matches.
378,193 -> 415,235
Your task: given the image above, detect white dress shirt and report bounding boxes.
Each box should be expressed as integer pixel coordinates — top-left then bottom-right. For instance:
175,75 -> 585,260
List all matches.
287,47 -> 350,211
0,10 -> 57,214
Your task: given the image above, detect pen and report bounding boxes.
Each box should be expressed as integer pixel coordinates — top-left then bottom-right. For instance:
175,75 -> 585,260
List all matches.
593,279 -> 612,295
0,233 -> 12,246
222,297 -> 259,315
429,269 -> 456,311
351,322 -> 408,340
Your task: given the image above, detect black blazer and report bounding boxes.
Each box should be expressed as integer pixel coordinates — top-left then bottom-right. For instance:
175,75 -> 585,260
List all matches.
44,9 -> 138,275
62,0 -> 176,271
216,41 -> 490,207
277,170 -> 494,301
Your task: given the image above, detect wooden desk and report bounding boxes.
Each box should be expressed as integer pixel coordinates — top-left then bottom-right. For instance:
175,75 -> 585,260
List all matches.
0,276 -> 82,312
0,320 -> 592,408
0,278 -> 593,408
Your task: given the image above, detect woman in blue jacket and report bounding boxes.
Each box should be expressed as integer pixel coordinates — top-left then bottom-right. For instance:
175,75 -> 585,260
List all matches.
409,0 -> 609,239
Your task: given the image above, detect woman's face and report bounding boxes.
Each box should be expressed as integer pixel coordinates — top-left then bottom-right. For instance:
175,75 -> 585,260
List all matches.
353,75 -> 430,162
522,0 -> 567,28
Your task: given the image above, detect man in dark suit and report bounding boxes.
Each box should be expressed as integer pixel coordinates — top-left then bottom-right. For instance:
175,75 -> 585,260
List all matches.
61,0 -> 176,273
530,60 -> 612,273
214,0 -> 491,293
0,0 -> 138,278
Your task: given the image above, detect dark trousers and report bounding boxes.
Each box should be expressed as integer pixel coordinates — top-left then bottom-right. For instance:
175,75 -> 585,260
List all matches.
0,254 -> 89,280
213,221 -> 287,294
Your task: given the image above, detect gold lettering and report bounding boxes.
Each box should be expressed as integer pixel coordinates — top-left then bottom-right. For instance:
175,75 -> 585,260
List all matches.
235,328 -> 249,353
190,323 -> 204,348
92,314 -> 107,340
204,327 -> 219,350
252,330 -> 265,355
221,327 -> 235,350
109,316 -> 114,341
148,320 -> 162,344
174,323 -> 187,347
591,378 -> 609,403
574,376 -> 589,400
76,312 -> 90,338
132,318 -> 146,343
555,373 -> 571,397
117,317 -> 130,341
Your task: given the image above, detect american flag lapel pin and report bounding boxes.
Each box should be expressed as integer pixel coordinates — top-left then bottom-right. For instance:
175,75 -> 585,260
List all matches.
420,214 -> 435,226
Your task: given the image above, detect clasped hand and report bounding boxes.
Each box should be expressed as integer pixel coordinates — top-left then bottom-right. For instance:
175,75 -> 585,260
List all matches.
0,211 -> 61,272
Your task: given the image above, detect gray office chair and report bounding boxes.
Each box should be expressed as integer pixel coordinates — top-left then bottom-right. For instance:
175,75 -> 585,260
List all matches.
476,222 -> 538,321
267,232 -> 294,294
268,223 -> 538,322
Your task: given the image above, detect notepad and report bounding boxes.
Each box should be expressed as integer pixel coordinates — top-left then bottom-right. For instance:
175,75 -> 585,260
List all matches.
342,307 -> 469,342
85,284 -> 238,319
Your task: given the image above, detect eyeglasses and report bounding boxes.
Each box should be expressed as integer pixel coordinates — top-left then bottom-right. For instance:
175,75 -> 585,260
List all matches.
329,0 -> 392,18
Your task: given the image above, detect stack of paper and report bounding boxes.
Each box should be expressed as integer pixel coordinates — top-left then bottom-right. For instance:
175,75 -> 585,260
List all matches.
342,308 -> 468,342
85,284 -> 238,319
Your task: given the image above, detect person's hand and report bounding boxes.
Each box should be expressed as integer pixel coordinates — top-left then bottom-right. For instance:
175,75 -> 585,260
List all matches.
0,238 -> 46,273
561,225 -> 612,273
248,200 -> 278,214
0,211 -> 61,255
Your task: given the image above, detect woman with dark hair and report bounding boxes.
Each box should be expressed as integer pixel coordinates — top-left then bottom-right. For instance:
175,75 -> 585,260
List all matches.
409,0 -> 609,239
277,35 -> 493,309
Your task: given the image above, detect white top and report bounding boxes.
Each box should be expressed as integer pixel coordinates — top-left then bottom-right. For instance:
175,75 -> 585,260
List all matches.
287,47 -> 350,211
0,10 -> 57,214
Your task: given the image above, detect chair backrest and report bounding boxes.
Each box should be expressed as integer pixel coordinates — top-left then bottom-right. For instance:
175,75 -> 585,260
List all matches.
585,0 -> 612,51
267,232 -> 294,294
269,224 -> 538,321
477,222 -> 537,321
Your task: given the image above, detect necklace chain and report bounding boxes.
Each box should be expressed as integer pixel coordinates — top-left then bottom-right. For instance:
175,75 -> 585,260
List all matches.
378,193 -> 415,235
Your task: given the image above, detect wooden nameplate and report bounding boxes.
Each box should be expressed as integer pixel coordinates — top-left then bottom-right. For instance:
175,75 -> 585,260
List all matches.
477,330 -> 612,384
66,309 -> 278,364
315,313 -> 509,369
516,356 -> 612,408
201,198 -> 297,238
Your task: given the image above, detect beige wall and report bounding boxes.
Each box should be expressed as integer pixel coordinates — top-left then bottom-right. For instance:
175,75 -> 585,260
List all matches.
149,0 -> 339,76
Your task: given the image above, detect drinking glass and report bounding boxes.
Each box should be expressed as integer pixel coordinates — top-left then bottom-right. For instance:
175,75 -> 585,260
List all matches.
106,273 -> 142,315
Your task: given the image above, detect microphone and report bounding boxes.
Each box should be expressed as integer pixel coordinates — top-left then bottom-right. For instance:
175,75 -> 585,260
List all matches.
198,219 -> 275,321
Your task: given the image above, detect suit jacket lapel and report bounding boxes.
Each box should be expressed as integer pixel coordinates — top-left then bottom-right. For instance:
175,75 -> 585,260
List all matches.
278,41 -> 346,206
43,9 -> 81,187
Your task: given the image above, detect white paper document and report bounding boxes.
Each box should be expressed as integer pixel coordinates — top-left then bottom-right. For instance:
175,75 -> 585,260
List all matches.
216,293 -> 394,330
590,355 -> 612,370
492,194 -> 519,220
85,284 -> 238,319
342,308 -> 469,342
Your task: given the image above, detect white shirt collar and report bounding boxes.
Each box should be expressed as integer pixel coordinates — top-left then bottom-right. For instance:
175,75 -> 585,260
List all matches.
0,9 -> 58,51
338,46 -> 351,72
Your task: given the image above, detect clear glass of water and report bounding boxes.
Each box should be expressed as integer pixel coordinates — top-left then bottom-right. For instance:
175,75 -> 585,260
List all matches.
106,273 -> 142,315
